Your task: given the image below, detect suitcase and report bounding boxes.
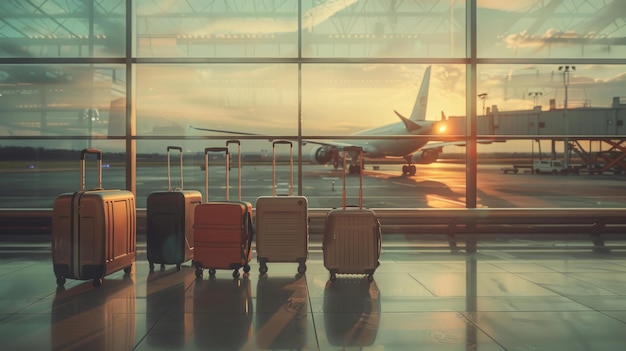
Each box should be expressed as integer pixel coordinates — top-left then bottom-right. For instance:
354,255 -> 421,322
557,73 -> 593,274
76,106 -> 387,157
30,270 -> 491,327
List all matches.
255,140 -> 308,275
323,146 -> 381,281
192,145 -> 253,279
323,277 -> 381,347
52,148 -> 136,288
146,146 -> 201,271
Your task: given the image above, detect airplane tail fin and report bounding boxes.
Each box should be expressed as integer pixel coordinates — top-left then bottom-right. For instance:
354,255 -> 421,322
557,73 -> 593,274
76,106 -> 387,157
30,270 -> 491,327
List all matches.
408,65 -> 431,121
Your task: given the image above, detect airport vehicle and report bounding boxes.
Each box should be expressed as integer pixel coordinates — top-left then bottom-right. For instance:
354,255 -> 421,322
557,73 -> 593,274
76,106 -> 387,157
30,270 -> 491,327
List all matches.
322,147 -> 382,281
192,147 -> 253,279
146,146 -> 201,271
533,159 -> 569,174
190,66 -> 450,176
51,148 -> 136,288
255,140 -> 309,275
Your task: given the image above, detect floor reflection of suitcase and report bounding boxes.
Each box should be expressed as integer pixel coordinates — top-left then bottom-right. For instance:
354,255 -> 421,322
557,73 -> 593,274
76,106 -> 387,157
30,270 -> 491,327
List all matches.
146,269 -> 195,348
52,148 -> 136,288
193,277 -> 253,350
146,146 -> 201,271
323,277 -> 381,347
323,146 -> 381,281
193,146 -> 253,279
51,275 -> 136,350
255,141 -> 308,275
255,275 -> 308,349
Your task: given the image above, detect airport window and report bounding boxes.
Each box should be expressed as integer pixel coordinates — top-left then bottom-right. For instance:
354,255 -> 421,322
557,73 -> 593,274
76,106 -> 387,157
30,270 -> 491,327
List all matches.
0,1 -> 625,210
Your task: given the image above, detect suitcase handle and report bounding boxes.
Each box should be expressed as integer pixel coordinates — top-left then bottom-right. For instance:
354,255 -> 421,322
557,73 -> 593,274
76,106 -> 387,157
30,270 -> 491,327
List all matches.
226,140 -> 242,200
272,140 -> 293,196
80,148 -> 103,191
166,146 -> 184,191
204,147 -> 229,202
342,146 -> 363,209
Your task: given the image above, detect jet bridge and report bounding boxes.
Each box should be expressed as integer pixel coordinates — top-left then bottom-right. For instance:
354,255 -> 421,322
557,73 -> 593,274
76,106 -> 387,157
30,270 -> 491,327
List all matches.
446,96 -> 626,173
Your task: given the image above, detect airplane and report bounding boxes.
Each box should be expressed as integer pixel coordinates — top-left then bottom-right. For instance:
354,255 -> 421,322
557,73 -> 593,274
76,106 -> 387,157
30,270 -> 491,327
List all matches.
190,65 -> 450,176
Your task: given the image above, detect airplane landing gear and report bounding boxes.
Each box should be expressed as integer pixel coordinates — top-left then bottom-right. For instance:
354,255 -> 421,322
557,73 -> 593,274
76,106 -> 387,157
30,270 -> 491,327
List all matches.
402,156 -> 416,176
402,164 -> 416,176
348,164 -> 362,174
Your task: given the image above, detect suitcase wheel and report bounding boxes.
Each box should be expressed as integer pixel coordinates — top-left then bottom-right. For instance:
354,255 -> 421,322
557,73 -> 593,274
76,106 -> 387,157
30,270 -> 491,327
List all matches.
259,263 -> 268,275
209,268 -> 217,277
367,273 -> 374,282
176,264 -> 181,271
56,276 -> 66,287
298,263 -> 307,274
124,265 -> 132,274
195,267 -> 203,279
92,278 -> 103,288
232,269 -> 240,279
243,264 -> 251,274
329,272 -> 337,281
149,262 -> 154,271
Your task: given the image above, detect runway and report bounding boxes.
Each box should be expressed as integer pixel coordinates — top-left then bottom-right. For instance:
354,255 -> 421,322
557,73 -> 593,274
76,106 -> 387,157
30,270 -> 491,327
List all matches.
3,161 -> 626,209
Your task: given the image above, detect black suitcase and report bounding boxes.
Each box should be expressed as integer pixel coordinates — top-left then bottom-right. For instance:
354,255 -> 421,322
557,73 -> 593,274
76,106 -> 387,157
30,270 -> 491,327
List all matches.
147,146 -> 202,271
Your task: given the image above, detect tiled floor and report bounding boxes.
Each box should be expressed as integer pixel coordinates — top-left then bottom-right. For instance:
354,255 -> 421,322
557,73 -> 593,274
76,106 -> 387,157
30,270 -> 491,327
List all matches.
1,235 -> 626,350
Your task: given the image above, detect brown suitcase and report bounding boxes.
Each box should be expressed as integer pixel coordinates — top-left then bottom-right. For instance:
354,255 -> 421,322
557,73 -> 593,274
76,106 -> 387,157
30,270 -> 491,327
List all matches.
52,148 -> 136,288
255,140 -> 308,275
193,145 -> 253,279
146,146 -> 201,271
323,146 -> 381,281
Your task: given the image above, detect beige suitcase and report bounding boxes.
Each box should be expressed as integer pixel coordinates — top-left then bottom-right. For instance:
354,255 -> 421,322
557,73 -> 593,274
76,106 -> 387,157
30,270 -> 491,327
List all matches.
52,148 -> 136,288
323,146 -> 381,281
255,140 -> 308,275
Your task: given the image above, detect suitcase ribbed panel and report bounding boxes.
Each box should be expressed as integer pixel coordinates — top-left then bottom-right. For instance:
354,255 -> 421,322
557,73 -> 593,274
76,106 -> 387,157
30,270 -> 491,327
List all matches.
324,210 -> 379,274
257,210 -> 307,260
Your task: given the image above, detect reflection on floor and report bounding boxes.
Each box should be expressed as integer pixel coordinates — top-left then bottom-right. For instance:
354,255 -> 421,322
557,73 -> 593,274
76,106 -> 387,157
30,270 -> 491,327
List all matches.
1,235 -> 626,350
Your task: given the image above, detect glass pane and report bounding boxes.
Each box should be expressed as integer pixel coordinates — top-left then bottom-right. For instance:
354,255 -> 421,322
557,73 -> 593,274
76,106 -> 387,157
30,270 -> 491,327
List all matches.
477,0 -> 626,59
135,0 -> 298,58
302,63 -> 466,208
475,64 -> 626,208
0,140 -> 126,208
303,0 -> 466,58
475,64 -> 626,137
0,64 -> 127,137
135,64 -> 298,137
0,0 -> 126,58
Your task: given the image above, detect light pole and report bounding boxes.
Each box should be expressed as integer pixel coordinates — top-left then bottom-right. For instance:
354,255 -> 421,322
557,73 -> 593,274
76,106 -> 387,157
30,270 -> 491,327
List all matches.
559,65 -> 575,168
528,91 -> 542,108
478,93 -> 487,115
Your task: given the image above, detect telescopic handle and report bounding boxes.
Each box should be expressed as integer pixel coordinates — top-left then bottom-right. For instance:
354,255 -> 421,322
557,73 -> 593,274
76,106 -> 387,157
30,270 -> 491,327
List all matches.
80,148 -> 103,191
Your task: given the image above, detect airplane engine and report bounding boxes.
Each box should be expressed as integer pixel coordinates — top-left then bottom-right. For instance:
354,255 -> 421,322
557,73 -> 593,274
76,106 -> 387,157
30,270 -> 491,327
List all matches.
412,148 -> 441,164
314,147 -> 332,164
313,146 -> 341,168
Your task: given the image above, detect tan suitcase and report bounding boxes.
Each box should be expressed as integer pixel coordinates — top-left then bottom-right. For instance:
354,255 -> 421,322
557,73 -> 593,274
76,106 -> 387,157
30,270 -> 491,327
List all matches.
52,148 -> 136,288
255,140 -> 308,275
323,146 -> 381,281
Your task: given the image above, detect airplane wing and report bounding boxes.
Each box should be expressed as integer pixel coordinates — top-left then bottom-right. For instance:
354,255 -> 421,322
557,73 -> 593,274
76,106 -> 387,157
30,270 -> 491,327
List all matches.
188,125 -> 382,154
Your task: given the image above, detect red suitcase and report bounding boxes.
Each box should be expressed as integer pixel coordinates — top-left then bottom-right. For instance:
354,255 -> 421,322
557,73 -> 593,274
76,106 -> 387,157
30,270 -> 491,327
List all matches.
193,146 -> 253,279
52,148 -> 136,288
323,146 -> 381,281
146,146 -> 201,271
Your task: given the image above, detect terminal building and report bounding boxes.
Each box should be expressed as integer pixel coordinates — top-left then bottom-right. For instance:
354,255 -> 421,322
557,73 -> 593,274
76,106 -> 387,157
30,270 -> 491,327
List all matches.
1,1 -> 626,350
